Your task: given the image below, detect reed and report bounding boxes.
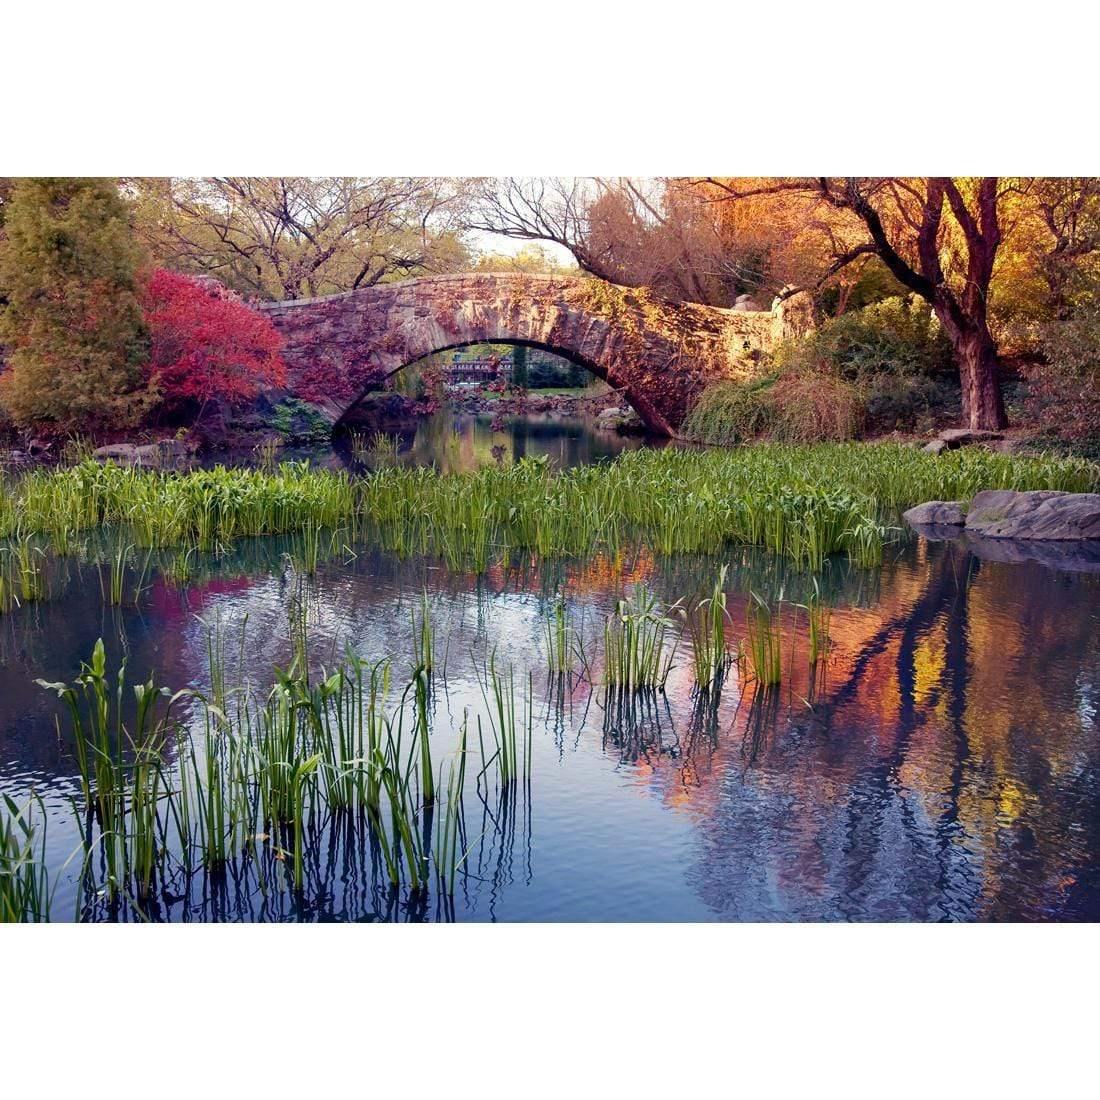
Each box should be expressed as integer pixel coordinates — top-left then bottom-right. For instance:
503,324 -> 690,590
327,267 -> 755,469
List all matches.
0,794 -> 53,922
31,627 -> 542,915
800,581 -> 832,665
681,566 -> 731,690
37,639 -> 188,901
478,653 -> 532,784
745,591 -> 783,686
2,446 -> 1093,575
433,714 -> 469,895
411,592 -> 435,675
543,594 -> 576,674
603,588 -> 677,690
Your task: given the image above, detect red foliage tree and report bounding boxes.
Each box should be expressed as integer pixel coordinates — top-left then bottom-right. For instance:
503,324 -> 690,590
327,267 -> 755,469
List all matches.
142,269 -> 286,419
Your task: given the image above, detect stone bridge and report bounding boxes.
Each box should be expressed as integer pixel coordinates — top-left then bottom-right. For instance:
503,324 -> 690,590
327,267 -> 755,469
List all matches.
260,273 -> 813,436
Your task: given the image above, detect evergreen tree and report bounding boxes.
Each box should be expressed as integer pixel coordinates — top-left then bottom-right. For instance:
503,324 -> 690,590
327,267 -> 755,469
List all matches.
0,178 -> 152,432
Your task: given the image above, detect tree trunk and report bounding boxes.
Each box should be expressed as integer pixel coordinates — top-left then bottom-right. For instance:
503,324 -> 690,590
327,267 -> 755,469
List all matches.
934,304 -> 1008,431
956,329 -> 1007,430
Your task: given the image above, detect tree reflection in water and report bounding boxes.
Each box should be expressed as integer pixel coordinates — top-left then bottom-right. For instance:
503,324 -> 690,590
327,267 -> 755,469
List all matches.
0,531 -> 1097,921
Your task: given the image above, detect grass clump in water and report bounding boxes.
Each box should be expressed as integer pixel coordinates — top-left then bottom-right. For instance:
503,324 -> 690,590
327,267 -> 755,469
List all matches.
603,588 -> 678,691
678,566 -> 733,690
745,592 -> 783,686
0,446 -> 1095,575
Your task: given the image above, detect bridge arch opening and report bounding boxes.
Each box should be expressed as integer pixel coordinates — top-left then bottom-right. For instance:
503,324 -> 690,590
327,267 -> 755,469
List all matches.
331,340 -> 659,471
333,339 -> 650,436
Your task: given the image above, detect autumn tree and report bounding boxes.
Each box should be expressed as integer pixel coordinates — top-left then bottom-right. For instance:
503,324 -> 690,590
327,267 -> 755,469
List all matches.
0,178 -> 153,433
141,269 -> 287,423
130,177 -> 471,301
696,177 -> 1022,430
466,177 -> 841,307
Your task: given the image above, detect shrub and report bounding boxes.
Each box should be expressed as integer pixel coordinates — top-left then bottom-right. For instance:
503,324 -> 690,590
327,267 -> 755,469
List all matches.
271,398 -> 332,444
862,373 -> 959,434
766,373 -> 864,442
683,373 -> 863,445
773,295 -> 953,381
143,269 -> 286,420
1026,289 -> 1100,448
681,376 -> 777,445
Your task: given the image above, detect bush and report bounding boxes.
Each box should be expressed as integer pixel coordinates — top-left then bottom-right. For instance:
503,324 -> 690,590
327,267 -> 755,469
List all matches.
1025,290 -> 1100,448
766,373 -> 865,442
683,373 -> 864,445
862,373 -> 959,434
142,269 -> 286,420
270,398 -> 332,444
681,377 -> 777,445
774,295 -> 953,381
684,296 -> 960,445
0,178 -> 153,433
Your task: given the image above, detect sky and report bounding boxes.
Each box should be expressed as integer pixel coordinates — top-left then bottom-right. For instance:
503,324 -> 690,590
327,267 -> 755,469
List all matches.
467,228 -> 577,267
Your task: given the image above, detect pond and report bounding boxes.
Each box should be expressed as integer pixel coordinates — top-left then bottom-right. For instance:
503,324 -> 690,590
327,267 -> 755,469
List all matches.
331,406 -> 660,474
1,415 -> 1098,922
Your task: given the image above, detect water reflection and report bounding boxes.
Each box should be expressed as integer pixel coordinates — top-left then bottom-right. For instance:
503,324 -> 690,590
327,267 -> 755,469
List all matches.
345,408 -> 659,474
0,533 -> 1097,921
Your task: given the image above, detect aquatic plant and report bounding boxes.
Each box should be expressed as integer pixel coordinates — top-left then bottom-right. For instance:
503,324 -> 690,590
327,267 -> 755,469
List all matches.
680,566 -> 732,690
745,591 -> 783,686
603,588 -> 678,690
477,653 -> 532,784
798,581 -> 832,665
412,592 -> 435,675
0,795 -> 55,923
543,594 -> 577,674
26,626 -> 540,918
0,446 -> 1095,582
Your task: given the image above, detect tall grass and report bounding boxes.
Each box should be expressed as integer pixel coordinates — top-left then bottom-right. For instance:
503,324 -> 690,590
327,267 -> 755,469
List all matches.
603,589 -> 678,690
543,594 -> 577,674
0,446 -> 1095,578
680,566 -> 732,690
745,592 -> 783,686
0,795 -> 55,922
22,629 -> 536,919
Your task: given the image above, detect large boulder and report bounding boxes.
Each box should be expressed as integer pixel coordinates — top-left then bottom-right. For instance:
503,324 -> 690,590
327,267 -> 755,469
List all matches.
903,500 -> 966,526
965,489 -> 1100,540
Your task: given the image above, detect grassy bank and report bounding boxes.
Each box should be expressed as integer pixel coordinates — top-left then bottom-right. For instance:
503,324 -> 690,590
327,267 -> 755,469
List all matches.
1,444 -> 1095,572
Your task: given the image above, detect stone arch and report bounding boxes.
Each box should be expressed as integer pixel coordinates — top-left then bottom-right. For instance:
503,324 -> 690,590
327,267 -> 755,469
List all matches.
335,336 -> 645,429
260,273 -> 805,437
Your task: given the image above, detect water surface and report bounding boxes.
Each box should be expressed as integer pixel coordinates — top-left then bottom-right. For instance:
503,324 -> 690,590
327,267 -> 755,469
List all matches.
2,414 -> 1098,921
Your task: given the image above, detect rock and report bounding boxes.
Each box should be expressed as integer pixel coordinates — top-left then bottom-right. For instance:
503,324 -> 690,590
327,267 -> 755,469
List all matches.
923,427 -> 1004,454
595,406 -> 644,434
92,440 -> 191,467
903,500 -> 966,526
27,437 -> 52,455
154,438 -> 192,459
938,428 -> 1004,446
732,294 -> 763,312
93,443 -> 139,463
965,489 -> 1100,540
